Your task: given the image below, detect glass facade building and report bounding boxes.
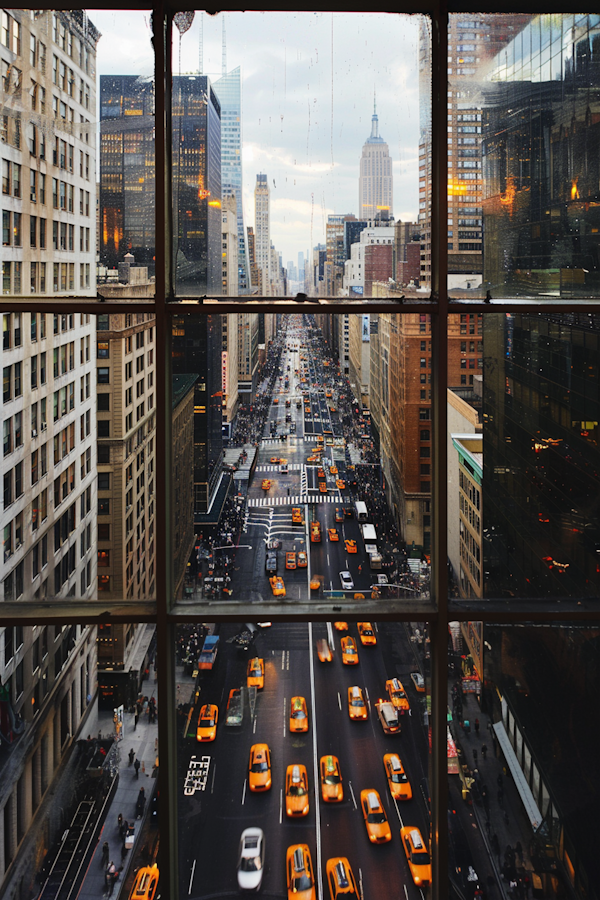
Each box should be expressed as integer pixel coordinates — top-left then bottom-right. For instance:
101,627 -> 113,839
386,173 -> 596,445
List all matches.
482,14 -> 600,297
99,75 -> 155,271
213,66 -> 252,294
172,76 -> 222,296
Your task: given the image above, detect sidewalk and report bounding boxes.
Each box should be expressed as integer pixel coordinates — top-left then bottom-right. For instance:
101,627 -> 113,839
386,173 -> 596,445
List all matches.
452,689 -> 536,899
77,670 -> 159,900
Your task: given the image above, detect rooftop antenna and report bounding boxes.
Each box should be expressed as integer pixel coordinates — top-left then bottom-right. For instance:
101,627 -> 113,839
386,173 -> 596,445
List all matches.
222,15 -> 226,76
198,12 -> 203,74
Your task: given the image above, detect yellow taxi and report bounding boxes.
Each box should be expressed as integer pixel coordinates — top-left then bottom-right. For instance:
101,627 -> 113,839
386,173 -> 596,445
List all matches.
316,639 -> 333,662
286,845 -> 316,900
334,621 -> 348,632
344,539 -> 357,554
128,864 -> 159,900
273,398 -> 279,404
386,677 -> 410,712
400,827 -> 432,888
325,391 -> 332,398
329,465 -> 338,475
334,508 -> 344,522
247,657 -> 265,689
317,467 -> 325,478
319,755 -> 343,802
285,764 -> 309,817
347,685 -> 368,720
328,527 -> 339,541
307,455 -> 318,463
357,622 -> 377,646
336,480 -> 346,490
270,575 -> 286,596
248,743 -> 272,792
310,576 -> 321,591
310,522 -> 321,543
341,636 -> 359,665
360,790 -> 392,844
196,703 -> 218,742
270,457 -> 280,464
261,479 -> 271,490
317,435 -> 324,444
319,482 -> 328,493
289,696 -> 309,733
292,507 -> 303,524
286,551 -> 297,570
325,858 -> 359,899
383,753 -> 412,801
297,551 -> 308,567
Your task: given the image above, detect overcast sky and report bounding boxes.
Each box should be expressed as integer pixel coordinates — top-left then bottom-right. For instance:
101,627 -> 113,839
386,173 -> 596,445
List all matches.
91,10 -> 423,264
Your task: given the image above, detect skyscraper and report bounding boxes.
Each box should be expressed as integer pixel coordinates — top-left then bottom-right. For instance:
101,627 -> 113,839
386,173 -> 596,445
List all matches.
99,75 -> 155,271
172,76 -> 222,295
358,99 -> 393,221
254,174 -> 270,294
213,66 -> 251,294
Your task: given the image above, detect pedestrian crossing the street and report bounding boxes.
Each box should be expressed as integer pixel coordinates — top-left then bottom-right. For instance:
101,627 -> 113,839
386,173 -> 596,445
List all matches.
248,494 -> 341,507
256,464 -> 302,472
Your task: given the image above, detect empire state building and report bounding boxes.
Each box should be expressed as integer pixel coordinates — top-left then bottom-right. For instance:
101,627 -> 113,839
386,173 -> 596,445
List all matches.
359,99 -> 393,220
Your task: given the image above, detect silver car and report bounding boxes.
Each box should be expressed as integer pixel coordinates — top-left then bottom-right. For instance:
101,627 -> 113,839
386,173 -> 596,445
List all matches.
339,571 -> 354,590
237,827 -> 265,891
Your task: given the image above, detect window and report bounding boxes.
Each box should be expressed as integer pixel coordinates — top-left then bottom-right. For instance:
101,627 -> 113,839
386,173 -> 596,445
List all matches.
1,11 -> 598,899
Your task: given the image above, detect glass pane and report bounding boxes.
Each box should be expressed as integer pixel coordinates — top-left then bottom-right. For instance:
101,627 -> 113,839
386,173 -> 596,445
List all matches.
445,14 -> 600,299
0,310 -> 155,603
449,312 -> 599,602
171,12 -> 429,298
0,10 -> 153,298
448,622 -> 599,898
172,313 -> 429,610
177,620 -> 429,896
0,622 -> 159,896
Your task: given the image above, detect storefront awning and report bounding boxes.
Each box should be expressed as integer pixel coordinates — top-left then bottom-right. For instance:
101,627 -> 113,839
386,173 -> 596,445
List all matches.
493,721 -> 543,832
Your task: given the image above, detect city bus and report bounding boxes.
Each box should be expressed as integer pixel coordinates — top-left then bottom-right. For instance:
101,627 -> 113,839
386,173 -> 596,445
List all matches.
355,501 -> 368,522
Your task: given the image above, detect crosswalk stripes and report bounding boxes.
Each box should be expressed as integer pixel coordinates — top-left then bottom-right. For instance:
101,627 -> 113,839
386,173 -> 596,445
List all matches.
256,464 -> 302,473
247,494 -> 341,508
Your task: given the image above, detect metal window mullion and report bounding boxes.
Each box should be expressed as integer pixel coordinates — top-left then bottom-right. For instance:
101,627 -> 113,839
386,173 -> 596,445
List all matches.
430,4 -> 449,898
154,6 -> 179,898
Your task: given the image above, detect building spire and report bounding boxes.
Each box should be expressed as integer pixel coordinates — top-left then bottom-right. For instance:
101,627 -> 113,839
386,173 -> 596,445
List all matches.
370,89 -> 379,140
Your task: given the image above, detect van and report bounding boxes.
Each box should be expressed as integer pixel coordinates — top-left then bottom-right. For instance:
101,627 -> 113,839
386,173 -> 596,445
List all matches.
280,463 -> 288,474
375,699 -> 401,734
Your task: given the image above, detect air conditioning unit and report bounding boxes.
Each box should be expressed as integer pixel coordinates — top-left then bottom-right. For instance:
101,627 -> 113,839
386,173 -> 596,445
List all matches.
32,429 -> 37,437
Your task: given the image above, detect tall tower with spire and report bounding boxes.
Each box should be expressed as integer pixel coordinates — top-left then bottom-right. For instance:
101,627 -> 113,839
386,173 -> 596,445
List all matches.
358,94 -> 393,220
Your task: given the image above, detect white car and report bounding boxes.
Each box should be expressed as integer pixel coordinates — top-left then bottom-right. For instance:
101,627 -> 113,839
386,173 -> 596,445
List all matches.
339,571 -> 354,590
237,827 -> 265,891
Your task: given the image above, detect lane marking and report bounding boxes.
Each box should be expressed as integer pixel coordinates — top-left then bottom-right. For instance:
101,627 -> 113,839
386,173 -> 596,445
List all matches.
241,779 -> 247,805
308,621 -> 324,900
283,696 -> 287,737
210,762 -> 216,794
280,788 -> 283,824
348,780 -> 357,810
188,859 -> 196,895
359,868 -> 365,900
337,691 -> 342,711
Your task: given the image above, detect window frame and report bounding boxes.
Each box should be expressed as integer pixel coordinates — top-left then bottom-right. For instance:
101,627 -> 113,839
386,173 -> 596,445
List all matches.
1,5 -> 599,900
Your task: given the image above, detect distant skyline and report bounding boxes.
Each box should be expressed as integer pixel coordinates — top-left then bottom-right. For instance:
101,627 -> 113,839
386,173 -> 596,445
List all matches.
92,10 -> 422,263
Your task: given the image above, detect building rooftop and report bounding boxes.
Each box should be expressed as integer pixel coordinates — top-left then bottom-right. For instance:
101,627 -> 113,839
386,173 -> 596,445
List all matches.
172,374 -> 198,410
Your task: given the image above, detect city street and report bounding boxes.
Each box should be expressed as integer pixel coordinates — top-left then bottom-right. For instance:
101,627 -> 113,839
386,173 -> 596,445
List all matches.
221,315 -> 422,604
178,621 -> 431,900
